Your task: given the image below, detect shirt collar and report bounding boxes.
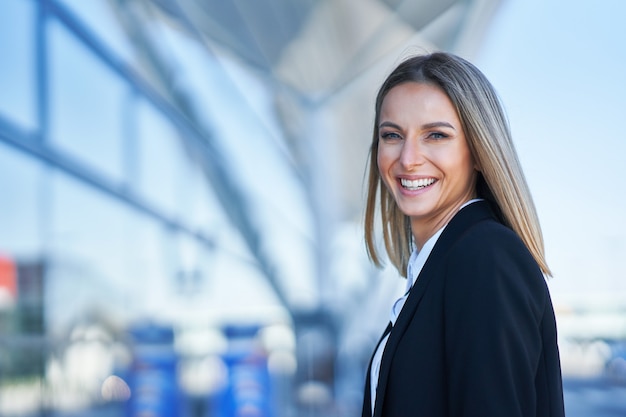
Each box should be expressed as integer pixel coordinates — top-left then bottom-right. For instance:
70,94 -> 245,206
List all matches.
405,198 -> 483,292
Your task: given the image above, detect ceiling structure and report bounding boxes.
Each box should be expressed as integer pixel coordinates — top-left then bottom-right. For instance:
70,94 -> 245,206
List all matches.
129,2 -> 507,394
145,0 -> 502,223
106,0 -> 503,320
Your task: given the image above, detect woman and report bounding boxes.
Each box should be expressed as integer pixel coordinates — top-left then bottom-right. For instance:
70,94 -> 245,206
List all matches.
362,52 -> 565,417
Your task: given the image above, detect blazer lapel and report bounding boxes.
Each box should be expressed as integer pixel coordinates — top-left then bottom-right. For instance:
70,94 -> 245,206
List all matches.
372,201 -> 495,417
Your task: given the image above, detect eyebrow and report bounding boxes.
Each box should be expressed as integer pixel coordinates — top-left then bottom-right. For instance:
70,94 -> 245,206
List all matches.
378,121 -> 456,130
422,121 -> 456,130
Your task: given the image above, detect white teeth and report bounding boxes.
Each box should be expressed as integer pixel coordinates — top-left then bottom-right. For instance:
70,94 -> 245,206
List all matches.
400,178 -> 436,190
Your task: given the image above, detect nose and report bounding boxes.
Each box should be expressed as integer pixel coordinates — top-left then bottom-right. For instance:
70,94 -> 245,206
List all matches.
399,138 -> 425,169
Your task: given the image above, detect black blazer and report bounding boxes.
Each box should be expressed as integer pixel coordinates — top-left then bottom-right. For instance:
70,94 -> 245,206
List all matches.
362,201 -> 565,417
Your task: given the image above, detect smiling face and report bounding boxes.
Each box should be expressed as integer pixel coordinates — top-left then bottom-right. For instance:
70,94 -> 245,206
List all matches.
377,82 -> 478,248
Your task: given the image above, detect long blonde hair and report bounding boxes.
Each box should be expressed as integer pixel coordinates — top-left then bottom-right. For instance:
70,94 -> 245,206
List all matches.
364,52 -> 551,277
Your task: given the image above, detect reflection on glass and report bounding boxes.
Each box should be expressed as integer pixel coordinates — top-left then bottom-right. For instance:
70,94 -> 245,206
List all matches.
0,0 -> 36,129
48,20 -> 127,183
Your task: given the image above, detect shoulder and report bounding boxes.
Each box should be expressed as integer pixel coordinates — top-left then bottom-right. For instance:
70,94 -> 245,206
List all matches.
443,217 -> 548,314
449,218 -> 537,271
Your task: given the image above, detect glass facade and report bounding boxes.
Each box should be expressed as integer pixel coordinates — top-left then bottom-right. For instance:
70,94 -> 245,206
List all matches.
0,1 -> 301,415
2,1 -> 625,416
0,0 -> 37,130
48,19 -> 128,183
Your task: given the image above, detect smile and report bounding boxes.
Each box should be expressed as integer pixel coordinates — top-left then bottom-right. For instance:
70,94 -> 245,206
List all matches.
400,178 -> 436,191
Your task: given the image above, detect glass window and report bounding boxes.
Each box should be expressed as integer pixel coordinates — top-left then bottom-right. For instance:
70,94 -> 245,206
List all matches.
45,169 -> 226,328
153,229 -> 288,325
173,231 -> 209,297
204,246 -> 287,323
47,171 -> 137,330
0,0 -> 36,129
0,143 -> 45,407
189,172 -> 226,234
45,171 -> 195,412
48,20 -> 127,183
0,143 -> 43,258
135,98 -> 187,217
124,212 -> 175,321
173,154 -> 203,231
55,0 -> 136,65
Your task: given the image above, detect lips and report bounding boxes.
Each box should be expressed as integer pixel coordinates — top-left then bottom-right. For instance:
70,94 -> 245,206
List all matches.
400,178 -> 436,191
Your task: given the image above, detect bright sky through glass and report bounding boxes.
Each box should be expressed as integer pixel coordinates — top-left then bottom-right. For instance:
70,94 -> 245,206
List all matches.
476,0 -> 626,302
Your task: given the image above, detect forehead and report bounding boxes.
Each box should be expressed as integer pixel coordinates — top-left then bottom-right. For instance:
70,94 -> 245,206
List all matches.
382,82 -> 449,109
379,82 -> 460,125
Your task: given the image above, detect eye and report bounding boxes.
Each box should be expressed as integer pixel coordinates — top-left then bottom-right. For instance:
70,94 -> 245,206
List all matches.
380,131 -> 402,141
427,131 -> 449,140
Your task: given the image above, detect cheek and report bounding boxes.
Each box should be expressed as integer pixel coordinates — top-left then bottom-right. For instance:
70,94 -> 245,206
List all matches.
376,144 -> 394,171
440,145 -> 474,175
451,152 -> 478,188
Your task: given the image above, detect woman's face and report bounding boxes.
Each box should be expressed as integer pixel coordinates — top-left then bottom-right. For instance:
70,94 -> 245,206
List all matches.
377,82 -> 478,243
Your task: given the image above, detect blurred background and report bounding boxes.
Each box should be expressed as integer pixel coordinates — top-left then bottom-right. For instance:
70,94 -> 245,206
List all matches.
1,0 -> 625,416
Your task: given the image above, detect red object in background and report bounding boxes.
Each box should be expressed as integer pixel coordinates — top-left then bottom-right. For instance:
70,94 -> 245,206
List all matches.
0,254 -> 17,299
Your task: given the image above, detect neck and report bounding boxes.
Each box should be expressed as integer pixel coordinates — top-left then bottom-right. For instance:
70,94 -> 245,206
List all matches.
411,198 -> 476,251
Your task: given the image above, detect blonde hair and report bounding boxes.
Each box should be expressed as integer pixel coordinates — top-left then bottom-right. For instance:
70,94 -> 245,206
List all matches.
364,52 -> 551,277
